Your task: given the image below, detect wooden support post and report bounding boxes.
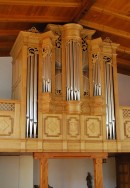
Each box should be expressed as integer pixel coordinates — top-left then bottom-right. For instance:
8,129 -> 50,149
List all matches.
93,157 -> 103,188
34,152 -> 107,188
40,157 -> 48,188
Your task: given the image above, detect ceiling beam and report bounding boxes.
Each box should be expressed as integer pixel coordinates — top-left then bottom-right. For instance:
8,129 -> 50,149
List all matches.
118,46 -> 130,55
72,0 -> 96,22
0,30 -> 19,36
91,6 -> 130,22
0,16 -> 70,23
117,67 -> 130,75
117,57 -> 130,67
0,42 -> 14,48
117,57 -> 130,75
79,20 -> 130,40
0,0 -> 80,7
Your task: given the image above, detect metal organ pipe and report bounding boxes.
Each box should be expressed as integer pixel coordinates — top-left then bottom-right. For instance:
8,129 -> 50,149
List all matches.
66,40 -> 80,100
82,38 -> 89,96
26,48 -> 38,138
92,54 -> 102,96
42,48 -> 52,92
33,48 -> 38,138
55,35 -> 62,94
104,56 -> 115,139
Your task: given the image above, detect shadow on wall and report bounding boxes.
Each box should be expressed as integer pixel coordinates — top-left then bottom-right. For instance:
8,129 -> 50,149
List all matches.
34,185 -> 53,188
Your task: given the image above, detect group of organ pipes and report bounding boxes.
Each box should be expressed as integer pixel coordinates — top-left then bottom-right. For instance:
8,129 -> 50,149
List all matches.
11,24 -> 118,140
26,48 -> 38,138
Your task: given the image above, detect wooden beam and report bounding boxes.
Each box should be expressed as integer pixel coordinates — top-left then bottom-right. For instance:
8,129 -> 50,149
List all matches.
40,158 -> 48,188
0,41 -> 14,48
94,158 -> 103,188
117,57 -> 130,75
0,16 -> 71,23
117,57 -> 130,68
72,0 -> 96,22
117,67 -> 130,76
34,152 -> 108,159
0,0 -> 81,7
79,19 -> 130,40
0,50 -> 10,57
91,6 -> 130,22
118,46 -> 130,54
0,30 -> 19,36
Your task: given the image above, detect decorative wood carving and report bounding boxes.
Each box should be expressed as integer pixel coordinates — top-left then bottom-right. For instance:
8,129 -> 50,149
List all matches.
85,117 -> 102,139
124,121 -> 130,138
123,109 -> 130,118
0,116 -> 13,136
0,102 -> 15,111
43,115 -> 62,138
67,116 -> 80,139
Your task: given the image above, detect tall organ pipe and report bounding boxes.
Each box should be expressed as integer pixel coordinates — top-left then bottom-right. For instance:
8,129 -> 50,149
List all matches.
26,48 -> 38,138
66,40 -> 80,100
104,56 -> 115,139
92,54 -> 101,96
42,48 -> 52,92
55,36 -> 62,94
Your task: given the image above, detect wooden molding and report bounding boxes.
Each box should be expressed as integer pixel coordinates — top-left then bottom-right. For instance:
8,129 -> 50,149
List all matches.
117,57 -> 130,67
91,6 -> 130,22
0,30 -> 19,36
34,152 -> 108,159
79,20 -> 130,40
0,0 -> 81,7
72,0 -> 96,22
0,16 -> 71,23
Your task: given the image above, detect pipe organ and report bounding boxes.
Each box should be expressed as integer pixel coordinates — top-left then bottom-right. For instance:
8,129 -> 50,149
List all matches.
1,23 -> 130,188
10,23 -> 119,148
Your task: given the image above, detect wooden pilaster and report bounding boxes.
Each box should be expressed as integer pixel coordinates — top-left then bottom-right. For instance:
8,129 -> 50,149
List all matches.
40,157 -> 48,188
94,157 -> 103,188
34,152 -> 107,188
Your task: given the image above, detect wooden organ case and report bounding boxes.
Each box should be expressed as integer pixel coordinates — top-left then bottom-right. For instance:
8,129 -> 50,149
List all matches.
10,24 -> 120,149
8,23 -> 122,187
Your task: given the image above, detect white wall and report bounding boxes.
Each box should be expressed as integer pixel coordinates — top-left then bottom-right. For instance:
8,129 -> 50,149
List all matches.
19,156 -> 33,188
33,158 -> 40,186
48,159 -> 94,188
0,156 -> 19,188
103,157 -> 116,188
0,155 -> 33,188
0,57 -> 12,99
34,158 -> 116,188
118,73 -> 130,106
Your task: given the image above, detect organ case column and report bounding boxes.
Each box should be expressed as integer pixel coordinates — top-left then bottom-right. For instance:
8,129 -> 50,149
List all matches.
62,24 -> 83,101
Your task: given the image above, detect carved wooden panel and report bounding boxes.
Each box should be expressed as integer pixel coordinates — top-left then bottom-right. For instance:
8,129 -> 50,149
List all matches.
123,109 -> 130,119
43,114 -> 62,139
0,116 -> 13,136
84,116 -> 102,140
0,102 -> 15,111
67,115 -> 80,140
124,121 -> 130,138
81,102 -> 90,114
